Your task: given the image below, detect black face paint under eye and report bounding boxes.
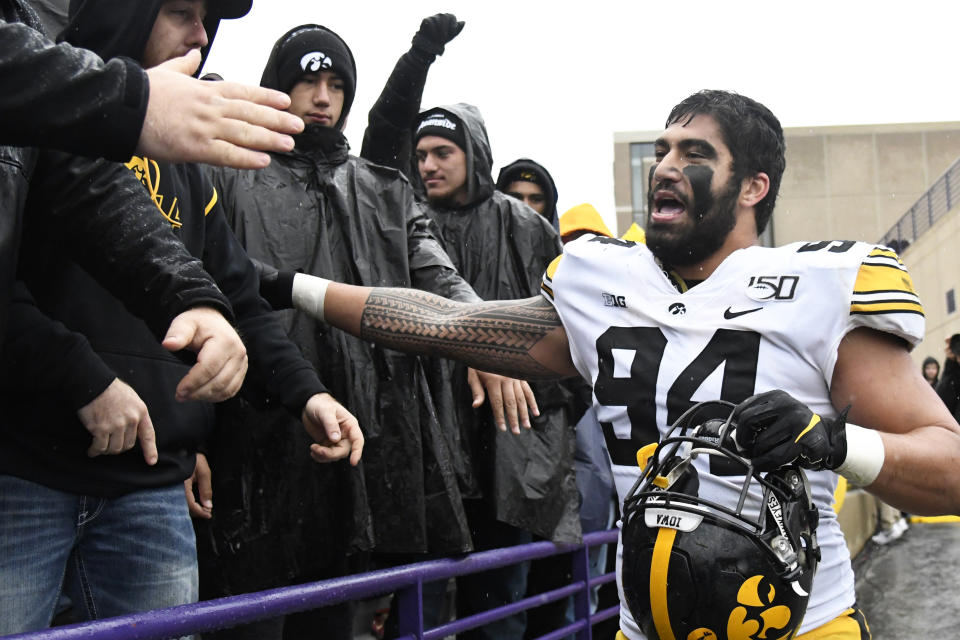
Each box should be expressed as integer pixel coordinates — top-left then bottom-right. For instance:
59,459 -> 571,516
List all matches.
684,165 -> 714,220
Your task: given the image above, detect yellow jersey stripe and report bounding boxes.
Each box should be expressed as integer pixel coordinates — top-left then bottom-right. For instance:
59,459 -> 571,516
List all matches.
204,187 -> 219,216
545,255 -> 562,282
853,263 -> 917,297
869,247 -> 902,263
650,527 -> 678,640
540,282 -> 555,300
850,301 -> 925,315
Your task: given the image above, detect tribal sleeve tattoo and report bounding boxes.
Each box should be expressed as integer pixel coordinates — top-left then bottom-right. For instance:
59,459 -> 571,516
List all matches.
359,289 -> 567,379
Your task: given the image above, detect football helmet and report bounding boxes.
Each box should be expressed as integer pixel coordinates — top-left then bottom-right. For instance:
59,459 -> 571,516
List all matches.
620,400 -> 820,640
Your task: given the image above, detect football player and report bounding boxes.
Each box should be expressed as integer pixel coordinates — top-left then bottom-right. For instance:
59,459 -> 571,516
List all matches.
274,90 -> 960,639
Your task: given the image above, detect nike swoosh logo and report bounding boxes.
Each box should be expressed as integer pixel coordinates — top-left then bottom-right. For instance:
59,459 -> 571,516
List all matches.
724,307 -> 763,319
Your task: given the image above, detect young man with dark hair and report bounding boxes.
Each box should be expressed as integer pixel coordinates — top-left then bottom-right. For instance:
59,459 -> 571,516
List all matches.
0,2 -> 362,633
198,22 -> 537,639
495,158 -> 560,227
413,104 -> 581,640
284,89 -> 960,639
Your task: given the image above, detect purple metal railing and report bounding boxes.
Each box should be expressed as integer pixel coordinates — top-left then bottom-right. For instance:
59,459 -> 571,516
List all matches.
4,530 -> 619,640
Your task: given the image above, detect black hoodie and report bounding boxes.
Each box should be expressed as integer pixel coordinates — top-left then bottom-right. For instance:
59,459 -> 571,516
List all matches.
0,0 -> 327,497
495,158 -> 560,230
58,0 -> 251,71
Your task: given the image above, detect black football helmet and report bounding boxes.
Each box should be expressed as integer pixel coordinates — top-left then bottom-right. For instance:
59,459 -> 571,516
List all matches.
620,400 -> 820,640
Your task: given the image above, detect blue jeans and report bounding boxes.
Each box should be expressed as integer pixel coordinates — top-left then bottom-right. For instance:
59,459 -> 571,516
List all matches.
0,476 -> 198,634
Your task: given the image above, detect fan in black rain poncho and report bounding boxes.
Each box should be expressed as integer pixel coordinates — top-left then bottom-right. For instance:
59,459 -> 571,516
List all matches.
409,104 -> 581,640
495,158 -> 561,230
198,24 -> 491,637
361,12 -> 581,561
412,104 -> 581,541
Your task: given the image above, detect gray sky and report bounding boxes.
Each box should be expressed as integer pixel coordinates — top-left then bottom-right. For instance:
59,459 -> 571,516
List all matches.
206,0 -> 960,233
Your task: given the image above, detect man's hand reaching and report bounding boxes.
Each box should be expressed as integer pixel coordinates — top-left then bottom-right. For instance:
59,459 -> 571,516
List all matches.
162,306 -> 248,403
185,452 -> 213,519
140,50 -> 305,169
467,368 -> 540,434
77,378 -> 157,465
302,393 -> 364,466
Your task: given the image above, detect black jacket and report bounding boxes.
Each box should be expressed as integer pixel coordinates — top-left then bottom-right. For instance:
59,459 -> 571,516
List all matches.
0,0 -> 326,498
937,358 -> 960,422
413,104 -> 582,543
0,11 -> 145,161
0,2 -> 159,348
1,156 -> 324,497
495,158 -> 561,229
201,125 -> 480,593
360,43 -> 438,172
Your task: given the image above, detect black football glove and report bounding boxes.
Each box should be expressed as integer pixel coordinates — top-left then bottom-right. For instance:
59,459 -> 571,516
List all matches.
411,13 -> 465,56
732,390 -> 848,471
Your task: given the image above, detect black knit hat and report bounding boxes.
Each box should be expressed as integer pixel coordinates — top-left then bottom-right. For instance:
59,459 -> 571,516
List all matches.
261,24 -> 357,128
415,109 -> 467,152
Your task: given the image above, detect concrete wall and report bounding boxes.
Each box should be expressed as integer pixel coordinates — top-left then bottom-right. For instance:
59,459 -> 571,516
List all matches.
899,196 -> 960,368
776,123 -> 960,246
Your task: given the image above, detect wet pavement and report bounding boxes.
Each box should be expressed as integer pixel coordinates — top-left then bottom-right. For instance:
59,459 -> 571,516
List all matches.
854,521 -> 960,637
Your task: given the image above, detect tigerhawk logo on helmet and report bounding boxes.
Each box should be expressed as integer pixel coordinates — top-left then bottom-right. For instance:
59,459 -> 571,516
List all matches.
620,400 -> 821,640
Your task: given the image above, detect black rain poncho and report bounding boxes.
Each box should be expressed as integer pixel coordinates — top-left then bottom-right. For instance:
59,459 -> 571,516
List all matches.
200,122 -> 480,592
413,104 -> 582,543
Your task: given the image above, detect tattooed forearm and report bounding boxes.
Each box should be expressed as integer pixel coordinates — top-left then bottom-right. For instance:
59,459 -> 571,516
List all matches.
360,289 -> 565,379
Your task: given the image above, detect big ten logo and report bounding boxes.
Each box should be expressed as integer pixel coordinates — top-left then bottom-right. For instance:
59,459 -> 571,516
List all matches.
602,292 -> 627,308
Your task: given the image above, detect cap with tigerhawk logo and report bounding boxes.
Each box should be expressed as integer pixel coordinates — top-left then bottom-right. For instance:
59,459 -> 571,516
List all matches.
261,24 -> 357,128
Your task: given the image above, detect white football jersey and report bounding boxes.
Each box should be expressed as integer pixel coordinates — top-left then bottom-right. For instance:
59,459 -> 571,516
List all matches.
541,236 -> 923,637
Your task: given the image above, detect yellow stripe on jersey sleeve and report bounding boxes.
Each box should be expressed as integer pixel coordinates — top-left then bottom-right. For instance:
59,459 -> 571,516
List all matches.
851,300 -> 925,315
541,255 -> 563,301
545,255 -> 563,282
853,263 -> 918,296
851,259 -> 924,316
869,247 -> 903,263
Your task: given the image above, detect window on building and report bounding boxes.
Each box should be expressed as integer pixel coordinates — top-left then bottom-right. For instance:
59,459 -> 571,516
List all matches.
947,289 -> 956,315
630,142 -> 655,227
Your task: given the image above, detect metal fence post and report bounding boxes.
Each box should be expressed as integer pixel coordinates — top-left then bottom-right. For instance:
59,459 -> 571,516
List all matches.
396,580 -> 425,640
572,543 -> 592,640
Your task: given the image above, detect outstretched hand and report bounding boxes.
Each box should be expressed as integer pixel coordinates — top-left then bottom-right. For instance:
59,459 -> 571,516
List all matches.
140,50 -> 304,169
411,13 -> 464,56
467,368 -> 540,435
733,390 -> 848,471
184,452 -> 213,519
162,306 -> 248,403
302,393 -> 364,466
77,378 -> 157,465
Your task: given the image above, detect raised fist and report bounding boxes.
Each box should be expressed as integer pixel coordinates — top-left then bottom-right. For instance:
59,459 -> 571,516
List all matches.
411,13 -> 465,56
